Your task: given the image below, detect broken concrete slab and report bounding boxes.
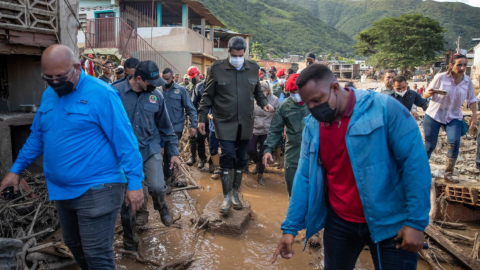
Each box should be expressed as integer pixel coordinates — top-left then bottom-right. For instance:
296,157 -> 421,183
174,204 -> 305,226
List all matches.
199,193 -> 252,236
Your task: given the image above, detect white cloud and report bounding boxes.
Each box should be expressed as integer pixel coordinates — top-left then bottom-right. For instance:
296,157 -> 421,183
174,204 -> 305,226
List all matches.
433,0 -> 480,7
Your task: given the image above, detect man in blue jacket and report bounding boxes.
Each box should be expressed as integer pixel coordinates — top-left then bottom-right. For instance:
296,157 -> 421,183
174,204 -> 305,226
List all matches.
272,64 -> 431,269
0,45 -> 144,269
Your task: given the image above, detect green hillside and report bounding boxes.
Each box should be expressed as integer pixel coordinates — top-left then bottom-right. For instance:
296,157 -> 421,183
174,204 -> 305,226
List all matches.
198,0 -> 355,56
290,0 -> 480,49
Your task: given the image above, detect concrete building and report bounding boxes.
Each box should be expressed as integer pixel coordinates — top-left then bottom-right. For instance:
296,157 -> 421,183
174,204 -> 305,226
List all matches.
78,0 -> 226,76
354,60 -> 373,71
329,64 -> 360,79
0,0 -> 80,178
472,41 -> 480,86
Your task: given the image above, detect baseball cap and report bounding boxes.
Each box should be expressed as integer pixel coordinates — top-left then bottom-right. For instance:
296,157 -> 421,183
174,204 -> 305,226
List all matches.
269,66 -> 277,72
124,58 -> 140,69
306,52 -> 315,60
135,61 -> 166,87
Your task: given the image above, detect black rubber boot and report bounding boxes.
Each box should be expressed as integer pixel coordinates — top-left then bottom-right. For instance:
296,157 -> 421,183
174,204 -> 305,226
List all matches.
219,169 -> 234,215
198,158 -> 207,169
232,169 -> 243,210
158,192 -> 172,226
252,163 -> 259,175
257,173 -> 265,186
165,176 -> 172,195
186,142 -> 197,166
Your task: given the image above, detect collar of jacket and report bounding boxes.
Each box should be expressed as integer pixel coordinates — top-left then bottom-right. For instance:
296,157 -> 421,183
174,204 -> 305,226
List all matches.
224,57 -> 251,70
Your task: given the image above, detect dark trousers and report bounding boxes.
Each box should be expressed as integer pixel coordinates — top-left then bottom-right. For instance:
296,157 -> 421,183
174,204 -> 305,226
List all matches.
324,208 -> 417,270
247,134 -> 267,174
189,124 -> 209,160
284,164 -> 297,197
122,153 -> 167,249
423,114 -> 462,159
163,132 -> 183,178
55,183 -> 125,270
209,130 -> 219,156
218,125 -> 249,169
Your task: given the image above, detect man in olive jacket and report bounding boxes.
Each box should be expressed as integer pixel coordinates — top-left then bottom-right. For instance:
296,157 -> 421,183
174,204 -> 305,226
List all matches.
198,37 -> 274,215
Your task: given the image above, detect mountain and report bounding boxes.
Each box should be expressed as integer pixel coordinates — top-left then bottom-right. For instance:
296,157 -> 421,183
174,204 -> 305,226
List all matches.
289,0 -> 480,49
198,0 -> 355,56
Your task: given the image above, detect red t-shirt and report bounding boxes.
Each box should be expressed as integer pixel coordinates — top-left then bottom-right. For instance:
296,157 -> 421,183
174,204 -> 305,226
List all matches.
319,88 -> 366,223
418,88 -> 424,95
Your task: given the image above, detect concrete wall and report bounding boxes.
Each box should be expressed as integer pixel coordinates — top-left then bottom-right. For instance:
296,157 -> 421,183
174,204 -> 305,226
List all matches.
59,0 -> 81,56
157,51 -> 192,78
137,27 -> 214,56
77,0 -> 120,48
7,55 -> 46,111
473,43 -> 480,86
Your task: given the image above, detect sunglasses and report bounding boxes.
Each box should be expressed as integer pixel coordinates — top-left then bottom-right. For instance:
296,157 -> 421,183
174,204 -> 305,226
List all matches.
41,65 -> 75,83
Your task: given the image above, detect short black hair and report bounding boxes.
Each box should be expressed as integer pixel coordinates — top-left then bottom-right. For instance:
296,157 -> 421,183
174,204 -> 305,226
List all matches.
116,68 -> 124,75
103,60 -> 113,66
296,64 -> 334,90
161,68 -> 173,76
228,37 -> 247,52
124,58 -> 139,69
287,68 -> 294,75
384,69 -> 396,75
393,75 -> 407,83
345,82 -> 355,88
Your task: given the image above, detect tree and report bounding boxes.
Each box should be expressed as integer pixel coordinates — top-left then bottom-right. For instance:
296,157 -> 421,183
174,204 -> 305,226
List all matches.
251,41 -> 268,60
354,13 -> 446,73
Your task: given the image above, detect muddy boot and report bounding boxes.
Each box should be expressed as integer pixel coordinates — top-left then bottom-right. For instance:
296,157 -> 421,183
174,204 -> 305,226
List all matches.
232,169 -> 243,210
210,155 -> 220,180
273,147 -> 282,168
243,164 -> 249,174
444,158 -> 460,183
198,158 -> 207,169
158,192 -> 172,226
136,186 -> 149,226
257,173 -> 265,186
209,157 -> 215,173
252,162 -> 259,175
220,169 -> 234,215
186,144 -> 197,166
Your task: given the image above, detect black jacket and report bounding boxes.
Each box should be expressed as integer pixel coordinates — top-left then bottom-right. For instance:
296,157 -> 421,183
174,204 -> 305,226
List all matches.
191,80 -> 206,110
390,89 -> 428,111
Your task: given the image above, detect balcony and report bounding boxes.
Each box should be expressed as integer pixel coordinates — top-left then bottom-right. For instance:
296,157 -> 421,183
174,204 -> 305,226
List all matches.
136,27 -> 214,56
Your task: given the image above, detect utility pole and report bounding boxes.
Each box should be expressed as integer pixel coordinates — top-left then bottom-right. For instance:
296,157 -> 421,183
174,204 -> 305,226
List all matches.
456,36 -> 461,53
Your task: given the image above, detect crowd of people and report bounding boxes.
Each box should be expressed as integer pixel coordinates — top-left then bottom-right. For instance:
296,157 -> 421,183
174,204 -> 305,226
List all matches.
0,36 -> 478,270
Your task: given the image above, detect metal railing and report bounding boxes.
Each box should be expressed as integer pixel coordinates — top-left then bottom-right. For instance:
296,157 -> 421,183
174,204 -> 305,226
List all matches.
84,17 -> 179,74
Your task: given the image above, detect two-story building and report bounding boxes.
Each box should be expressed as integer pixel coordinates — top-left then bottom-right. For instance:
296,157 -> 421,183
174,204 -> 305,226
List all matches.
0,0 -> 80,178
78,0 -> 226,76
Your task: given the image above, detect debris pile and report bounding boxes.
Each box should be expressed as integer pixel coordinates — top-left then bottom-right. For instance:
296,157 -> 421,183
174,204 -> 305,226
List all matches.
0,170 -> 76,269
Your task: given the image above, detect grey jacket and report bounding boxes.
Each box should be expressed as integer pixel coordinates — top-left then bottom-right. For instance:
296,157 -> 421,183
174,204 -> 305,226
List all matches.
253,94 -> 280,135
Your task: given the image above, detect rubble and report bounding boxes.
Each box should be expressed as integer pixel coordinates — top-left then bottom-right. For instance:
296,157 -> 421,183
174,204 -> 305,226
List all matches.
198,193 -> 252,236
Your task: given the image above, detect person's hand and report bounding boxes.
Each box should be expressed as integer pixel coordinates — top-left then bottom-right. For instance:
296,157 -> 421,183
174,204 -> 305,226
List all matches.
396,226 -> 424,253
271,234 -> 295,264
469,118 -> 478,131
170,156 -> 182,170
411,111 -> 419,120
264,104 -> 274,112
208,114 -> 213,120
198,122 -> 206,135
0,172 -> 21,198
263,152 -> 274,167
190,127 -> 197,138
125,189 -> 144,215
161,148 -> 165,156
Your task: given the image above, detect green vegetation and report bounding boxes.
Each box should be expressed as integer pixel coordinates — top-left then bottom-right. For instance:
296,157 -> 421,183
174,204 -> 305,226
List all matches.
290,0 -> 480,49
199,0 -> 355,57
355,14 -> 446,72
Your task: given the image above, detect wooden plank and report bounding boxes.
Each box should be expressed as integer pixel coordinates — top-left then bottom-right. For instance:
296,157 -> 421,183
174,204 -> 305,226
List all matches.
425,225 -> 480,270
0,43 -> 43,55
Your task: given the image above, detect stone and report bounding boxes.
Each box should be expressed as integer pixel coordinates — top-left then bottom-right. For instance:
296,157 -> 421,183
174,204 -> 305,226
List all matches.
0,238 -> 23,269
199,193 -> 252,236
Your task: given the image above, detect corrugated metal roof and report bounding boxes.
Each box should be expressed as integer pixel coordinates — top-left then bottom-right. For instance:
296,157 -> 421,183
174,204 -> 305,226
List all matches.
183,0 -> 225,28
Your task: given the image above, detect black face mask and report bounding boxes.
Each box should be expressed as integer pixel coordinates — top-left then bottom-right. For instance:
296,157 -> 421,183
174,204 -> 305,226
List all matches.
270,74 -> 276,80
309,87 -> 337,123
145,84 -> 156,93
49,81 -> 75,98
165,81 -> 174,89
191,78 -> 197,85
306,61 -> 313,66
284,91 -> 290,98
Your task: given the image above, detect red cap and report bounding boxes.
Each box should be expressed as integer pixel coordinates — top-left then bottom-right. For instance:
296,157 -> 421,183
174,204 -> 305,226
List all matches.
276,68 -> 286,78
88,54 -> 93,57
187,66 -> 200,78
286,73 -> 299,91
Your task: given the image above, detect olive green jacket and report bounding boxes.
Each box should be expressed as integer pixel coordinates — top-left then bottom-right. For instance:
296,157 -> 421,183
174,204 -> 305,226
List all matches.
198,58 -> 268,141
272,83 -> 283,98
264,97 -> 310,167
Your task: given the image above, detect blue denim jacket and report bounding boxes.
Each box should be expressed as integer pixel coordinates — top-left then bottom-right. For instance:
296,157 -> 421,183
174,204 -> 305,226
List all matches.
281,89 -> 431,244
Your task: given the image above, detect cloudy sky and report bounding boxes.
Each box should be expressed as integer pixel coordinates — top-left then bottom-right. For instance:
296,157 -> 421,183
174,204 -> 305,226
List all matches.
433,0 -> 480,7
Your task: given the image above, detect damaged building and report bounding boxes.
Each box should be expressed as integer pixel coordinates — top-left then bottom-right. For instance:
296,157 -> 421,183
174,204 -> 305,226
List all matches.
0,0 -> 80,178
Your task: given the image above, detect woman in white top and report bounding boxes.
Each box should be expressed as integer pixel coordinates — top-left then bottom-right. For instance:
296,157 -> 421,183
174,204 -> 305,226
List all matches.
423,54 -> 478,183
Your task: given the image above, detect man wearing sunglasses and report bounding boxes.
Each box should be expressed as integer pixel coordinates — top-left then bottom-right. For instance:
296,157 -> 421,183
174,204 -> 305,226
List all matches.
98,60 -> 113,84
0,44 -> 144,269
